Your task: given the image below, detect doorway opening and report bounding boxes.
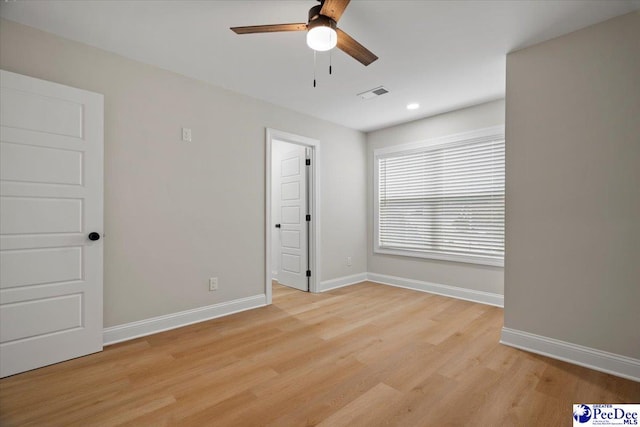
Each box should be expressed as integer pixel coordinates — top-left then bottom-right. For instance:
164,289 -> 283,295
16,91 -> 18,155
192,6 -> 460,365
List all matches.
265,129 -> 320,304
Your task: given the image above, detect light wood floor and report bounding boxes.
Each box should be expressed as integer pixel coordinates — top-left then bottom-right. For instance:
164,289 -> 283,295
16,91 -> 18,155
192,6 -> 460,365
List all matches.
1,282 -> 638,426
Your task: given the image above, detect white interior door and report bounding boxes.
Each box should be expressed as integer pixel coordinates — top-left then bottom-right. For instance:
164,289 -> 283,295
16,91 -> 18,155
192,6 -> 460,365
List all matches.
0,70 -> 104,378
277,144 -> 308,291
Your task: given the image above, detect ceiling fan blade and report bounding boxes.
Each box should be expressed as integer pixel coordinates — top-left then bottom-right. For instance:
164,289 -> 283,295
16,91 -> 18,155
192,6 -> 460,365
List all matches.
336,28 -> 378,66
231,23 -> 307,34
320,0 -> 350,22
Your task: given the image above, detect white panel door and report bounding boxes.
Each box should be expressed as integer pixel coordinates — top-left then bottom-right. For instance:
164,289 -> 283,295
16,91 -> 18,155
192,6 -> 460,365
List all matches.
277,145 -> 308,291
0,70 -> 104,378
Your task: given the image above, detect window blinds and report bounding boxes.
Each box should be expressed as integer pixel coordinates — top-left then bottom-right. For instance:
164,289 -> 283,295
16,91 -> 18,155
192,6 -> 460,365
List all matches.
376,133 -> 505,266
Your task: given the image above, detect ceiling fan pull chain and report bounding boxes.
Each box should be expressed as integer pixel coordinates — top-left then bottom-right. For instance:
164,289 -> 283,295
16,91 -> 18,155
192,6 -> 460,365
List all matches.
329,49 -> 332,75
313,50 -> 317,87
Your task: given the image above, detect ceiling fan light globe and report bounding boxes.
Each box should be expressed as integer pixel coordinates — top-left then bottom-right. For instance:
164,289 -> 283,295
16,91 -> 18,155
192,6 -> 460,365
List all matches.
307,26 -> 337,51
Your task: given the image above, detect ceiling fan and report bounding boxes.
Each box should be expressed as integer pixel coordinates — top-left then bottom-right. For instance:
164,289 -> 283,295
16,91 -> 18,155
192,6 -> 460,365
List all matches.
230,0 -> 378,67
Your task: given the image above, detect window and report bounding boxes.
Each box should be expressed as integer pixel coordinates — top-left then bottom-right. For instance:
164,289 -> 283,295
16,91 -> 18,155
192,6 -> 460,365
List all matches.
374,126 -> 505,267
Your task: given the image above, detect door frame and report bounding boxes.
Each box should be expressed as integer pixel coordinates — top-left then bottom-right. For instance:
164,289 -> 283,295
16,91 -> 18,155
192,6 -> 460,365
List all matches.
265,128 -> 320,304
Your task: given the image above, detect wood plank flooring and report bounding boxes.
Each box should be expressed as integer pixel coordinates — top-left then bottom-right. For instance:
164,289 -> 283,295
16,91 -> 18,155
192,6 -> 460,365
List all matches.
1,282 -> 638,426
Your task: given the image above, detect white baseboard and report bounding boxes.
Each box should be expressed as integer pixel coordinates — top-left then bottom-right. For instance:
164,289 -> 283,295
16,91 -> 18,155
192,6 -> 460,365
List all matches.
367,272 -> 504,307
103,294 -> 267,346
319,273 -> 368,292
501,327 -> 640,382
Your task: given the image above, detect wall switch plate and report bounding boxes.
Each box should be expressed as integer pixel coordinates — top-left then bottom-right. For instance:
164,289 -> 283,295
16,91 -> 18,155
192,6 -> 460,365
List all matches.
182,127 -> 192,142
347,257 -> 352,267
209,277 -> 218,291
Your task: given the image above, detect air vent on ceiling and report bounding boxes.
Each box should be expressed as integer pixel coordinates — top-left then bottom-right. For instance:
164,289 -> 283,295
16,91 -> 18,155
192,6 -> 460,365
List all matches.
357,86 -> 389,100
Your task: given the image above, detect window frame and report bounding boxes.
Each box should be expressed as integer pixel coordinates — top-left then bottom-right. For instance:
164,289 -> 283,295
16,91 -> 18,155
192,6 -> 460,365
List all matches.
373,125 -> 505,267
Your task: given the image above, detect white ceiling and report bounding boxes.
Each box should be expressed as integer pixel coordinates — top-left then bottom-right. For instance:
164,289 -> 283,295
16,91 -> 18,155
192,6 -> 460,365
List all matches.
1,1 -> 638,132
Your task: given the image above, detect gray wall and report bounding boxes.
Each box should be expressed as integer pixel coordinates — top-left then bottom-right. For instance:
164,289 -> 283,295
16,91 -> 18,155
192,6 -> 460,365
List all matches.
367,99 -> 505,295
505,12 -> 640,358
0,19 -> 367,327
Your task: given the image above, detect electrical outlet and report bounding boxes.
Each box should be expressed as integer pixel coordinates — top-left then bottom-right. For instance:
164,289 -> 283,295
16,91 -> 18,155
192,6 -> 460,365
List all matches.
182,127 -> 192,142
209,277 -> 218,291
347,257 -> 352,267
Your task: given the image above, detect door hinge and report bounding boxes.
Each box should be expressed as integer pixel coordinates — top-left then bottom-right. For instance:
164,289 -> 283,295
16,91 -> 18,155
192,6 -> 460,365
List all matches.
306,159 -> 311,166
306,214 -> 311,222
306,270 -> 311,277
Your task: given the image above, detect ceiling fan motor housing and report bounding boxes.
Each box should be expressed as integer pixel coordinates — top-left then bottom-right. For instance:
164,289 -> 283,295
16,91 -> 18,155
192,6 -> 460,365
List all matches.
308,5 -> 337,30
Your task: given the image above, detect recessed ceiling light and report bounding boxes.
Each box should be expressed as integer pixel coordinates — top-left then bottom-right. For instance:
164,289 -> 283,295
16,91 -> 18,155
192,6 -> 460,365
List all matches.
407,103 -> 420,110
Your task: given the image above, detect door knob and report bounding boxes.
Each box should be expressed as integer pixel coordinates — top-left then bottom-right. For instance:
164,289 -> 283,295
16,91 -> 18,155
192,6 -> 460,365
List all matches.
88,232 -> 101,241
275,224 -> 281,228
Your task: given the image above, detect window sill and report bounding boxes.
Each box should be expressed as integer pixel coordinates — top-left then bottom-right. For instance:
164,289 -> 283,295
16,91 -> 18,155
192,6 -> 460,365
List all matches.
374,246 -> 504,267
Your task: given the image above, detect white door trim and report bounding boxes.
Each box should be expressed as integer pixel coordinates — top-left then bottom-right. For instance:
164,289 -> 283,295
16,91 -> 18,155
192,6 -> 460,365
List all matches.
265,128 -> 320,304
